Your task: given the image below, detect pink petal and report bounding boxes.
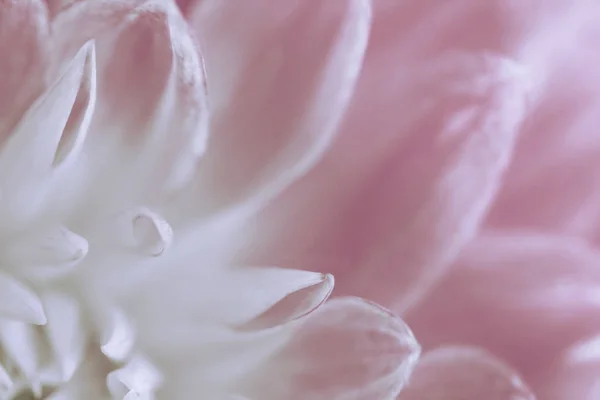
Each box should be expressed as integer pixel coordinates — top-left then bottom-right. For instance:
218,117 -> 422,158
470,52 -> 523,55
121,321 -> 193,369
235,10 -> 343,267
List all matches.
398,346 -> 535,400
484,3 -> 600,243
184,0 -> 371,216
0,0 -> 49,140
244,51 -> 530,312
244,297 -> 420,400
533,337 -> 600,400
405,231 -> 600,396
52,0 -> 209,213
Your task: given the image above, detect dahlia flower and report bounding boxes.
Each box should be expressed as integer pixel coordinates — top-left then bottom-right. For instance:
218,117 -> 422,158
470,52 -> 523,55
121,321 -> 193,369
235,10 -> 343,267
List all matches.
0,0 -> 421,399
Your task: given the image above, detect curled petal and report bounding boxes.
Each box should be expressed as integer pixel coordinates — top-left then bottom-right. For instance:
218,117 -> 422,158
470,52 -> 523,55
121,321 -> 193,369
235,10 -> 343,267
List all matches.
398,346 -> 535,400
183,0 -> 371,217
245,297 -> 420,400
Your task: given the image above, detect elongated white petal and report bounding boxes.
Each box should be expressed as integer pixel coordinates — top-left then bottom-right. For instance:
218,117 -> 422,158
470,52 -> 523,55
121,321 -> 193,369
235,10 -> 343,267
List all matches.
2,226 -> 88,279
0,320 -> 47,384
0,41 -> 96,223
0,272 -> 46,324
43,293 -> 86,381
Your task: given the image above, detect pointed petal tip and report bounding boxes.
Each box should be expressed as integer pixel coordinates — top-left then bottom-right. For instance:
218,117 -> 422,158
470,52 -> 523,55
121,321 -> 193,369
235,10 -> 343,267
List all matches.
238,271 -> 335,331
0,273 -> 47,325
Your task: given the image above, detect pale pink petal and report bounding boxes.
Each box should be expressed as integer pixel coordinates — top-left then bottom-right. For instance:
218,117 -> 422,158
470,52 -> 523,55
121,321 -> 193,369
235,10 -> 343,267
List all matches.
485,3 -> 600,242
184,0 -> 371,216
405,231 -> 600,396
532,336 -> 600,400
51,0 -> 209,215
0,0 -> 49,139
398,346 -> 535,400
244,297 -> 420,400
245,51 -> 530,313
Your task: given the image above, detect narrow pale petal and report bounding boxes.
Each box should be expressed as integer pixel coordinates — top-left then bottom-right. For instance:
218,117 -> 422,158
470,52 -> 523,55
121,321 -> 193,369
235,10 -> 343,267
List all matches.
0,272 -> 46,325
0,0 -> 49,139
1,226 -> 88,279
245,297 -> 420,400
398,346 -> 535,400
240,272 -> 334,331
0,320 -> 48,384
130,265 -> 334,329
0,41 -> 96,224
43,293 -> 86,381
184,0 -> 371,217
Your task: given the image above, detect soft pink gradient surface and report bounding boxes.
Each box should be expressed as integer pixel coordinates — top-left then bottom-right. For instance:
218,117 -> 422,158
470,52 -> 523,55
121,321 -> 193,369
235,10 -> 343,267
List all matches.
180,1 -> 600,399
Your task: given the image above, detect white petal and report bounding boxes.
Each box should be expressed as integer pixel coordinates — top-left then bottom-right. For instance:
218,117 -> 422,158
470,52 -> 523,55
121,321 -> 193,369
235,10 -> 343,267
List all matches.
0,320 -> 48,383
2,226 -> 88,279
101,308 -> 136,363
131,209 -> 173,257
107,356 -> 162,399
43,293 -> 86,381
0,272 -> 46,324
0,41 -> 96,223
0,362 -> 13,394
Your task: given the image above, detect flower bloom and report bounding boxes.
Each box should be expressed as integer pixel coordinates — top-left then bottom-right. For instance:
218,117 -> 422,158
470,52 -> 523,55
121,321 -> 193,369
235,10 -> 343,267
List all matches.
0,0 -> 424,399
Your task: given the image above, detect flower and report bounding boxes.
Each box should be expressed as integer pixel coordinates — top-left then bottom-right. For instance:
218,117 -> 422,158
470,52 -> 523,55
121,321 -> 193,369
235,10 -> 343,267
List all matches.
229,1 -> 600,399
0,0 -> 426,399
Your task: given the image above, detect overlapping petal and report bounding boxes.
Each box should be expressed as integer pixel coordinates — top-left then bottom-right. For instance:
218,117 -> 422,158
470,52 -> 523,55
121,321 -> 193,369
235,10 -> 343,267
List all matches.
398,346 -> 535,400
184,0 -> 371,217
242,297 -> 420,400
244,50 -> 530,312
406,231 -> 600,397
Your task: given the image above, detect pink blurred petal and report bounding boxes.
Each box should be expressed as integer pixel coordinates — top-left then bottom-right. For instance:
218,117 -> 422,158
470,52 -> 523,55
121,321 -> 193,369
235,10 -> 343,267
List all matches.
485,5 -> 600,243
398,346 -> 535,400
245,51 -> 530,313
184,0 -> 371,216
406,231 -> 600,397
0,0 -> 49,140
244,297 -> 420,400
533,336 -> 600,400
